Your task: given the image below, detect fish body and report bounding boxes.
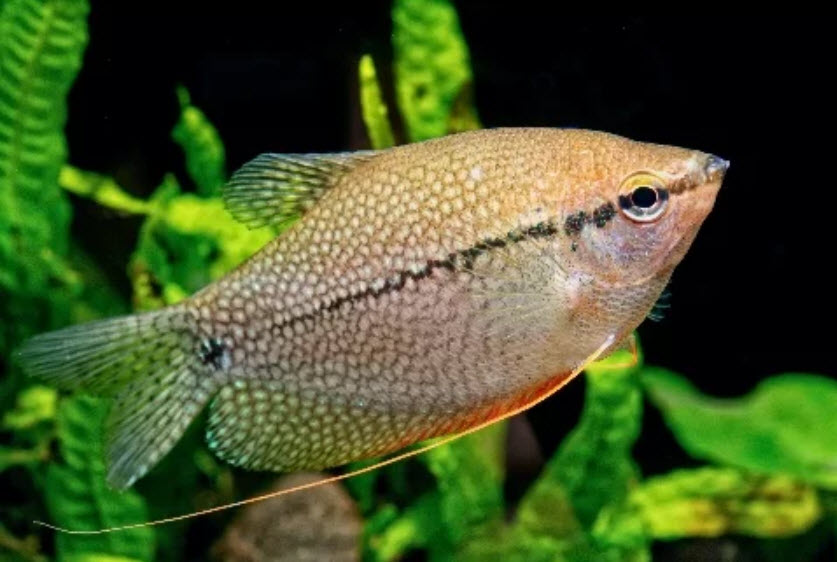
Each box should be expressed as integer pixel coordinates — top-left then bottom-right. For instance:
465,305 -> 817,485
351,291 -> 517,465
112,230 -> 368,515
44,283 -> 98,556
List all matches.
18,128 -> 726,488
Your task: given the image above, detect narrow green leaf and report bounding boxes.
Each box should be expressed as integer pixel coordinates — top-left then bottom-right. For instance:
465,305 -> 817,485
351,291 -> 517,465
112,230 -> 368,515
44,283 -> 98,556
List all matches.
59,166 -> 152,215
0,444 -> 48,473
644,370 -> 837,489
61,555 -> 144,562
392,0 -> 475,141
358,54 -> 396,149
172,86 -> 226,197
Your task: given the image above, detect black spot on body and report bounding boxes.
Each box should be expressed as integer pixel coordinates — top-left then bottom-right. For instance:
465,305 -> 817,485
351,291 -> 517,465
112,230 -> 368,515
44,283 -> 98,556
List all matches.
199,338 -> 229,370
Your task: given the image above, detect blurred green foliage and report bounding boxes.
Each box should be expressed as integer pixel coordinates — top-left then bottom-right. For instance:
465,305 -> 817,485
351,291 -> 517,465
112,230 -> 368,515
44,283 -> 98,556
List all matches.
0,0 -> 89,405
59,167 -> 152,217
358,55 -> 396,150
392,0 -> 475,142
130,184 -> 274,309
645,369 -> 837,490
1,0 -> 835,561
46,396 -> 152,562
1,386 -> 55,474
171,87 -> 226,198
595,467 -> 821,543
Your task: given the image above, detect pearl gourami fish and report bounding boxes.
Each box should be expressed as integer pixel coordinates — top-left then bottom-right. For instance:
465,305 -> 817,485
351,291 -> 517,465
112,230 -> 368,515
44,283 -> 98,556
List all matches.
18,128 -> 727,492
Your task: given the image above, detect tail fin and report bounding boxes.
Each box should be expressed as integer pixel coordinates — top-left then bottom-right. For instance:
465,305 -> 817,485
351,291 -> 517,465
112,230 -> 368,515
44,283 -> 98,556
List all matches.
16,308 -> 214,489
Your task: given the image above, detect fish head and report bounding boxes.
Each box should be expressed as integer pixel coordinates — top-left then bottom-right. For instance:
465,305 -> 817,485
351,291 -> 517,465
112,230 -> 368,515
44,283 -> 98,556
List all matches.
559,132 -> 728,289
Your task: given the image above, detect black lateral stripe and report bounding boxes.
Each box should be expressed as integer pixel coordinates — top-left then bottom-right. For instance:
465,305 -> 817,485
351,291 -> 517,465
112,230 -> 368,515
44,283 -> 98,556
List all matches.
564,201 -> 617,235
265,219 -> 562,331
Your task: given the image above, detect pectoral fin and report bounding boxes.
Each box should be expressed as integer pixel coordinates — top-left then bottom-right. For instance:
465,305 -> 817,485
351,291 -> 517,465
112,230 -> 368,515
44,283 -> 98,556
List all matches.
589,333 -> 639,372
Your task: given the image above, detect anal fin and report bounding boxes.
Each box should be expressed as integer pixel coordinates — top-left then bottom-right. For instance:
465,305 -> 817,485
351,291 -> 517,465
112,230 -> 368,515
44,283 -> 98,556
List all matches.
32,335 -> 617,534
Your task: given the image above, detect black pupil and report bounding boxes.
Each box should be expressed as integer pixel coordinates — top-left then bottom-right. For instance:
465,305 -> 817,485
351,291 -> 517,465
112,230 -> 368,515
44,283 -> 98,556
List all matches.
631,186 -> 658,209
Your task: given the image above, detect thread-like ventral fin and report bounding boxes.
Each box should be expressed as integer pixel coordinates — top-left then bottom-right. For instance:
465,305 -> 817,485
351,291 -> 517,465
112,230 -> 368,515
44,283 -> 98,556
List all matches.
224,151 -> 379,229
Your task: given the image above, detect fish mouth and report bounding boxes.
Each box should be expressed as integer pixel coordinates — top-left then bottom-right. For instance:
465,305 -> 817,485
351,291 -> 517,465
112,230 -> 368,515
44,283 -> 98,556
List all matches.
703,154 -> 730,183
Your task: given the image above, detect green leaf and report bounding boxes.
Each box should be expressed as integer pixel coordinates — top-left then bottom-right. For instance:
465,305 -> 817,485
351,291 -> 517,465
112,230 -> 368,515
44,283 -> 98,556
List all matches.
59,166 -> 152,215
422,424 -> 507,550
364,495 -> 438,562
2,386 -> 56,431
0,444 -> 47,473
1,385 -> 55,473
360,427 -> 507,561
61,555 -> 144,562
501,482 -> 584,562
392,0 -> 475,141
0,523 -> 48,562
520,339 -> 644,531
0,0 -> 89,353
45,396 -> 153,562
499,340 -> 648,561
594,467 -> 822,543
172,86 -> 226,197
644,370 -> 837,489
358,54 -> 396,149
130,186 -> 275,307
130,100 -> 272,310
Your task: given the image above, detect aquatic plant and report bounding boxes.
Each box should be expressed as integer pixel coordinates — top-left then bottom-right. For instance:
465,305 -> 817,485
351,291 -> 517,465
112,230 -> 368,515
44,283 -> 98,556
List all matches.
0,0 -> 89,398
1,1 -> 834,561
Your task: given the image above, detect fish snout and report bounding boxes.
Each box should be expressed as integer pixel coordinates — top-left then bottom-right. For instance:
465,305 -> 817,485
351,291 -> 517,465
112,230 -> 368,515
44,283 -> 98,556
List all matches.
703,154 -> 730,182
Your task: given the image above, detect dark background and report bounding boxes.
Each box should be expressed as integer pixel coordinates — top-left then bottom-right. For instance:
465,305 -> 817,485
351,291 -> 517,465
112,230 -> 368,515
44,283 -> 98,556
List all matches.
65,4 -> 834,560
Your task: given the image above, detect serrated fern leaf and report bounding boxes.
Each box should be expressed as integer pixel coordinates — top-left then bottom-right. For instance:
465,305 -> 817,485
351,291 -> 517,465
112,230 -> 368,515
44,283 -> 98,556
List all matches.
46,396 -> 153,562
0,0 -> 89,351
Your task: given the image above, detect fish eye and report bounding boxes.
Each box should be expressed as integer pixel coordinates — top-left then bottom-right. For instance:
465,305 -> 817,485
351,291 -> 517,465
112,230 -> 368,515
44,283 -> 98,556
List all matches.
618,173 -> 669,223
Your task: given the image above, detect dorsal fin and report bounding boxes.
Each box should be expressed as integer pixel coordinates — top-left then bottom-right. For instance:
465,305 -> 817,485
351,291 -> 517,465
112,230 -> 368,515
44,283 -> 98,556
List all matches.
223,151 -> 378,228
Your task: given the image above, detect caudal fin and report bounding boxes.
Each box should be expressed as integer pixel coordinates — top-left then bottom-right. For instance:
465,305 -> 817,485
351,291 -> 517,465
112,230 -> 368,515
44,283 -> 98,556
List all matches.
16,308 -> 215,489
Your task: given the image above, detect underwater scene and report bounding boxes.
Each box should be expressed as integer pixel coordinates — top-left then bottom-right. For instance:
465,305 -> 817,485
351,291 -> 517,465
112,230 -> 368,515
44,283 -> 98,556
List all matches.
1,2 -> 834,561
